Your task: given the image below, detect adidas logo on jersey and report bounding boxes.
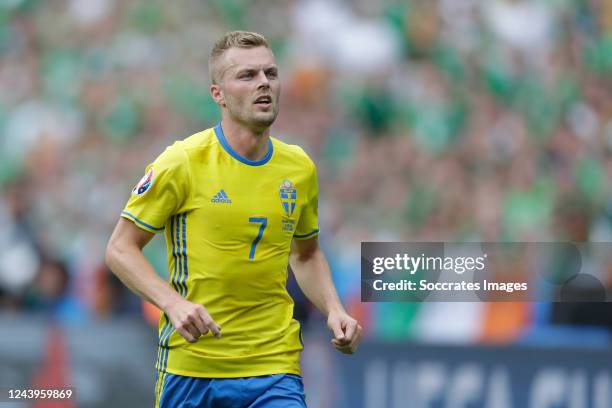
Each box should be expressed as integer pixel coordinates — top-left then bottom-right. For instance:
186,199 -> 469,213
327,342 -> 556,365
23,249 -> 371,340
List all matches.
211,189 -> 232,204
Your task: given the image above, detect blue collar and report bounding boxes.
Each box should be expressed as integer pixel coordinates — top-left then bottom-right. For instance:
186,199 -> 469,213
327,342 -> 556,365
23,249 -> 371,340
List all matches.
214,123 -> 273,166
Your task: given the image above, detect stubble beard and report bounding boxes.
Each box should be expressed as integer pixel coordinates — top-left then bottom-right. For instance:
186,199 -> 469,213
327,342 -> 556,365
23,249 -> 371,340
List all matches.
251,108 -> 277,128
226,97 -> 279,131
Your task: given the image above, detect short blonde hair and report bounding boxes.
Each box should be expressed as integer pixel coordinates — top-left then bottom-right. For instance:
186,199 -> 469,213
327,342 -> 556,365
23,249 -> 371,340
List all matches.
209,31 -> 270,84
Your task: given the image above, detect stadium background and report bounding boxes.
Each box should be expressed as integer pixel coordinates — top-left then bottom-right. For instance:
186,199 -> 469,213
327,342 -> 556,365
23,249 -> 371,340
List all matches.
1,0 -> 612,407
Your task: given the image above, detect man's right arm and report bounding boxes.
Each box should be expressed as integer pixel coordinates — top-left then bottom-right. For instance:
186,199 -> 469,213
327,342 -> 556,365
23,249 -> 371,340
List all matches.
105,218 -> 221,342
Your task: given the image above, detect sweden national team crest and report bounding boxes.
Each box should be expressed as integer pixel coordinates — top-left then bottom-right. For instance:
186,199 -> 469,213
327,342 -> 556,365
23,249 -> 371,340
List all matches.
279,179 -> 296,217
280,179 -> 297,234
133,168 -> 154,196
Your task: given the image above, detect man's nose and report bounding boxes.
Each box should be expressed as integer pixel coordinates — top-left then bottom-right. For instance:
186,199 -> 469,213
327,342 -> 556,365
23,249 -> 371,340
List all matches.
256,70 -> 270,89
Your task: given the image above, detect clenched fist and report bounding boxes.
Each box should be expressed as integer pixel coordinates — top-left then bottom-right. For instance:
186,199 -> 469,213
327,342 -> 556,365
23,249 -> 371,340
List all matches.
165,298 -> 221,343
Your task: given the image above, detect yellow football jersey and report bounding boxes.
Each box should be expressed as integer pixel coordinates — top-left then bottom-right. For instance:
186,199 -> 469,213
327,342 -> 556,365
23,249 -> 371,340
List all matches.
121,124 -> 319,378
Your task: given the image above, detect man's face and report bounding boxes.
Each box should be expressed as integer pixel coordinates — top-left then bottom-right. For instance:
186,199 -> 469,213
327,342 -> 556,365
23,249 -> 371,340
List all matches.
212,46 -> 280,131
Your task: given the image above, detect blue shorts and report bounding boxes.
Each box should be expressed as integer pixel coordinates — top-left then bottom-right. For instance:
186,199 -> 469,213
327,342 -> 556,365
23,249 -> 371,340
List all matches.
156,372 -> 307,408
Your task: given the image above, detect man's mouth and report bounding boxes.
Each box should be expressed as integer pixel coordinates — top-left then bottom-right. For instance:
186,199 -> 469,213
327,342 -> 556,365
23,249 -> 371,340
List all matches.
254,95 -> 272,106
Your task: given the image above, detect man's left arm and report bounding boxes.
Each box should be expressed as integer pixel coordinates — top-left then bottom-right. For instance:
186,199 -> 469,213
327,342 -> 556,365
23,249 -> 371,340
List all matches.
289,237 -> 362,354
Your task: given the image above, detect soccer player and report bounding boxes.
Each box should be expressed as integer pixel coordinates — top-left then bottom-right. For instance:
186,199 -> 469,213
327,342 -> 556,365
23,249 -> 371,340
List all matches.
105,31 -> 361,408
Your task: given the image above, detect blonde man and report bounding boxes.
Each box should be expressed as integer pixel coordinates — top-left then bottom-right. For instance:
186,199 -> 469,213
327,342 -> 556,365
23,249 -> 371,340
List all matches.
106,31 -> 361,407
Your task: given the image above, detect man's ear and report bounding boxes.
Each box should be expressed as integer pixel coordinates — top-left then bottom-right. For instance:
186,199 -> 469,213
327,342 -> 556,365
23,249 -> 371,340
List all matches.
210,84 -> 225,107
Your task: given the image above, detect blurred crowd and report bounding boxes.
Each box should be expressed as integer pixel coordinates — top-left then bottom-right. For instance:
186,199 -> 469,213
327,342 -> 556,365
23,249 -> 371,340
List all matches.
1,0 -> 612,344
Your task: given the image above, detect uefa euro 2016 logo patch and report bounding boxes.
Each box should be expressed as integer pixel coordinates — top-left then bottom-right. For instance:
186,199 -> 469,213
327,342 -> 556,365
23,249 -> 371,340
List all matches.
133,167 -> 154,196
279,179 -> 296,217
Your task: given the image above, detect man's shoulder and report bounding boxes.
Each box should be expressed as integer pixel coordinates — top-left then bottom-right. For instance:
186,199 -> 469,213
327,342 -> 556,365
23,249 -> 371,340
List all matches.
271,137 -> 315,169
160,128 -> 216,159
178,127 -> 217,152
154,128 -> 216,170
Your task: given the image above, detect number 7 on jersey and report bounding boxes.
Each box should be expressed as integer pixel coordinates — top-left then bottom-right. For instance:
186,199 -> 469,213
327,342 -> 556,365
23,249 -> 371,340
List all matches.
248,217 -> 267,260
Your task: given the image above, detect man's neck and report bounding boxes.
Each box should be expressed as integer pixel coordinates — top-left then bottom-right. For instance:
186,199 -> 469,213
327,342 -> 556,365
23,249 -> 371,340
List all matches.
220,118 -> 270,161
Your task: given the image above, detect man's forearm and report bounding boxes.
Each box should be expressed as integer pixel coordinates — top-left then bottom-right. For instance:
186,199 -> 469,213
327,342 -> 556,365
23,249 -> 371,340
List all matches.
289,247 -> 344,316
105,243 -> 181,311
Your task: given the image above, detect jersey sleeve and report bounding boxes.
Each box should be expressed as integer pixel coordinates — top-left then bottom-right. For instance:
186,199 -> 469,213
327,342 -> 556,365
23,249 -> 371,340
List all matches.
294,161 -> 320,240
121,144 -> 191,233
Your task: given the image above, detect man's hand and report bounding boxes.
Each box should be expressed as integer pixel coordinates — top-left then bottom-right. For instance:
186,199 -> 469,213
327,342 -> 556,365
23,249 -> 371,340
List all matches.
289,237 -> 360,353
327,310 -> 362,354
165,297 -> 222,343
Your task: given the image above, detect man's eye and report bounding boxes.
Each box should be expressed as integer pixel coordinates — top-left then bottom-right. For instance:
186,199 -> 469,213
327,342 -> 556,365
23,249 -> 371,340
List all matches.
239,73 -> 253,79
267,71 -> 278,79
